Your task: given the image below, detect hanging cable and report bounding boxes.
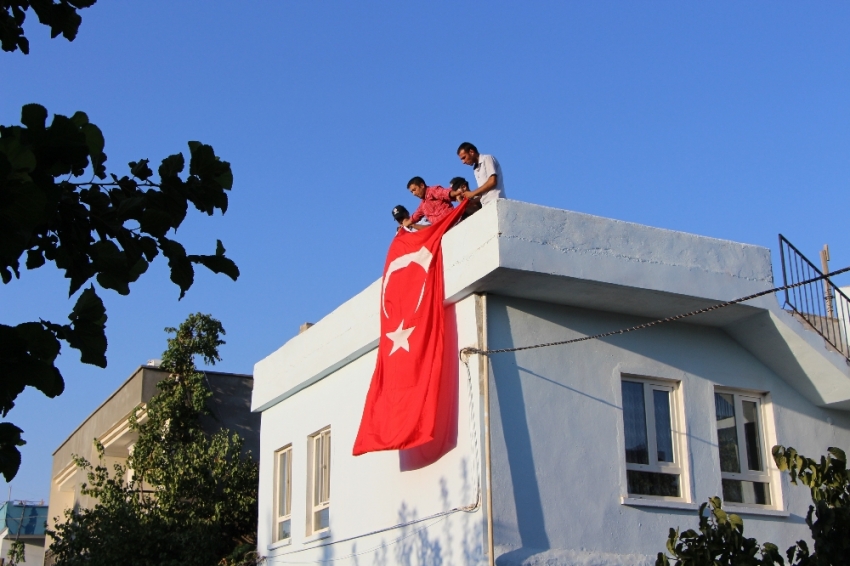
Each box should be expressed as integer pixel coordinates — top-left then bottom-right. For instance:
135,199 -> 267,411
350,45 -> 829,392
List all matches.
460,266 -> 850,357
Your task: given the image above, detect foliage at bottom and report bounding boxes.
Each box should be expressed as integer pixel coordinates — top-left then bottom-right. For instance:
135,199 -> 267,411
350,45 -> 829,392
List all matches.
658,446 -> 849,566
47,314 -> 260,566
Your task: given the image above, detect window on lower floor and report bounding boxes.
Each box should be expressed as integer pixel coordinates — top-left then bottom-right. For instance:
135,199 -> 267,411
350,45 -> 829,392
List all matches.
307,427 -> 331,535
621,377 -> 684,499
274,445 -> 292,542
714,390 -> 772,505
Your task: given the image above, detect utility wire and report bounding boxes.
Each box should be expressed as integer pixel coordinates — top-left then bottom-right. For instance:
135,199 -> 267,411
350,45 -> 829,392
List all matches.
461,266 -> 850,357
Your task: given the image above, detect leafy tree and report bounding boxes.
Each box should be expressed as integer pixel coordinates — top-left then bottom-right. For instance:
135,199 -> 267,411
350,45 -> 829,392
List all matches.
656,497 -> 783,566
1,0 -> 95,54
0,102 -> 239,481
7,539 -> 25,565
657,447 -> 850,566
773,446 -> 849,565
47,313 -> 259,566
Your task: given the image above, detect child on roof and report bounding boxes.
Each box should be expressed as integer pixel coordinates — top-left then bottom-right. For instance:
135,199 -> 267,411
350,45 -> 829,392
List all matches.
403,177 -> 463,229
392,204 -> 427,234
450,176 -> 482,218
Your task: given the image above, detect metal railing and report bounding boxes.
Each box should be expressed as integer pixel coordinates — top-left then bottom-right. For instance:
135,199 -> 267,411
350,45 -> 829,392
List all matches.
779,234 -> 850,361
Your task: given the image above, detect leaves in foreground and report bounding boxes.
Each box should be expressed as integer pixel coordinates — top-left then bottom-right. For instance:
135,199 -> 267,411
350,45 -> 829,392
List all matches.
657,497 -> 783,566
1,0 -> 97,55
0,104 -> 238,481
658,446 -> 850,566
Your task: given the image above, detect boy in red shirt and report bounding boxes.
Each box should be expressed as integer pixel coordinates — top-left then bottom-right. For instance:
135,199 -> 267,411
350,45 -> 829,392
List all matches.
403,177 -> 464,229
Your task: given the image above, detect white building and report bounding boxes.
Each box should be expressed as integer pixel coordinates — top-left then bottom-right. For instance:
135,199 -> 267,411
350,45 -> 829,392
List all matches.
252,200 -> 850,566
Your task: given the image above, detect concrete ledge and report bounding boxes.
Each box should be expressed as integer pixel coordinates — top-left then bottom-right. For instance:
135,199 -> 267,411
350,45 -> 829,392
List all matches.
620,496 -> 701,512
250,199 -> 850,413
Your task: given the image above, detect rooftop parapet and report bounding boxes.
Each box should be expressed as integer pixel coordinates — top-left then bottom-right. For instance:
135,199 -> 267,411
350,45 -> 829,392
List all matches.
254,200 -> 819,413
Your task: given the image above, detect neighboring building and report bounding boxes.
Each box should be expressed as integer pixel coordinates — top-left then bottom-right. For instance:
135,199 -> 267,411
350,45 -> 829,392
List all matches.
46,365 -> 259,548
0,500 -> 48,566
252,200 -> 850,566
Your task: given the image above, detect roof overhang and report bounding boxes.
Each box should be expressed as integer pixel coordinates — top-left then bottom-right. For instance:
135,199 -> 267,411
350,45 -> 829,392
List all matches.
252,200 -> 850,412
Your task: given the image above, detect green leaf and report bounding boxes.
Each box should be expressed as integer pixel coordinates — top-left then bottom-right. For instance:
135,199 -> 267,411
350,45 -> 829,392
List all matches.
65,287 -> 108,367
16,322 -> 61,362
188,240 -> 239,282
20,104 -> 47,130
26,249 -> 46,270
158,153 -> 185,179
0,135 -> 37,172
729,513 -> 743,531
160,238 -> 193,299
0,423 -> 25,482
129,159 -> 153,181
82,123 -> 105,161
139,208 -> 173,238
828,447 -> 846,463
70,111 -> 90,127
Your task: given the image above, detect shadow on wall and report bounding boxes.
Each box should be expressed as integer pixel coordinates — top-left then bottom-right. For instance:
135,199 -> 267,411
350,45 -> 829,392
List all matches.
487,300 -> 552,562
399,304 -> 460,471
269,459 -> 483,566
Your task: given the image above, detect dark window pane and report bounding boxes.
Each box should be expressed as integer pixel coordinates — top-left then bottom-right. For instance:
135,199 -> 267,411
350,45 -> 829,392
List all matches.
314,507 -> 329,531
742,401 -> 763,471
622,381 -> 649,464
277,519 -> 291,540
715,393 -> 740,473
627,470 -> 680,497
654,389 -> 674,463
722,479 -> 771,505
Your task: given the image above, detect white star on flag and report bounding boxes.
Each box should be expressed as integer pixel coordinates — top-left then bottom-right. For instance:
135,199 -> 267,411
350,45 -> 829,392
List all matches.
385,321 -> 415,355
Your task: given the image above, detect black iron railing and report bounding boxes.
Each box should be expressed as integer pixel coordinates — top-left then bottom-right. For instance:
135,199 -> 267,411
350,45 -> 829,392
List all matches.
779,235 -> 850,361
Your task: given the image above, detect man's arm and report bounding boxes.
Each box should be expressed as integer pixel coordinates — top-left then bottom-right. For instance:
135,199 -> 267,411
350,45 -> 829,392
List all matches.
464,174 -> 497,199
464,155 -> 498,199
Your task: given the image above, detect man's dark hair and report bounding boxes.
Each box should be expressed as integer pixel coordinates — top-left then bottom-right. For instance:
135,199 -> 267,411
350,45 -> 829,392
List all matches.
450,177 -> 468,191
407,176 -> 426,188
457,142 -> 478,154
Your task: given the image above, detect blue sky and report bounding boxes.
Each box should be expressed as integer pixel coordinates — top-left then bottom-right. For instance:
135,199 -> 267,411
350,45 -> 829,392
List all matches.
1,1 -> 848,501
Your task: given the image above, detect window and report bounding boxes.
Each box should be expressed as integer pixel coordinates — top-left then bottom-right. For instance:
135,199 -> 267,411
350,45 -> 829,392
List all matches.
274,445 -> 292,542
621,378 -> 683,499
714,391 -> 771,505
307,427 -> 331,535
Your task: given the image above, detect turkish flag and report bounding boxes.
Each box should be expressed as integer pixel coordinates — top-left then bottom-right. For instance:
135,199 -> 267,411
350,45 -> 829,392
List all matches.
353,200 -> 468,455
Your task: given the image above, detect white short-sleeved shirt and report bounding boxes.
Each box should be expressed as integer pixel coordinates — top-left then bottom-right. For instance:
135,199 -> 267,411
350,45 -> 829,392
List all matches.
473,154 -> 506,206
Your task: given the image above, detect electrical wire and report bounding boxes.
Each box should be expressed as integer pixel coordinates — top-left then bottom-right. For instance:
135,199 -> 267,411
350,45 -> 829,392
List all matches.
460,266 -> 850,357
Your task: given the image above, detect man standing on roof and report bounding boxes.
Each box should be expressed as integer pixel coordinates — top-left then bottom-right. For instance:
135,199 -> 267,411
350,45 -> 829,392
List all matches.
456,142 -> 507,206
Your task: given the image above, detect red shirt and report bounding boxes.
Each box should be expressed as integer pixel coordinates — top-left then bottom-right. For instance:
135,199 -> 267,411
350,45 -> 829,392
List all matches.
410,186 -> 454,225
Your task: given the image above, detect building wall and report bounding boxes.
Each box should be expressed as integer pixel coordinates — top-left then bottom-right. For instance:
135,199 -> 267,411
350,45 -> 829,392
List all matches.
0,537 -> 45,566
257,296 -> 486,566
485,295 -> 850,566
46,368 -> 258,541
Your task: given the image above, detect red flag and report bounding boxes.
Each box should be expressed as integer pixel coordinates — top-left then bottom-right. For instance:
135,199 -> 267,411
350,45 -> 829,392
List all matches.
353,201 -> 468,455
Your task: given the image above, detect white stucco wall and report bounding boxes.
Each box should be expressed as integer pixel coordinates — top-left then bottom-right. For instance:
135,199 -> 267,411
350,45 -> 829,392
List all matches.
0,536 -> 44,566
253,200 -> 850,566
257,296 -> 486,566
485,295 -> 850,566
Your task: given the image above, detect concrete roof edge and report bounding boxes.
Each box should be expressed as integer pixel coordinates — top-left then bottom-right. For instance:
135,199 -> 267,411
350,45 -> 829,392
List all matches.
52,366 -> 146,456
53,366 -> 253,455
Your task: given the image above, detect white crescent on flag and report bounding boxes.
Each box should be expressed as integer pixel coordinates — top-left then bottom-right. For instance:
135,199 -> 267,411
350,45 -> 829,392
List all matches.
381,246 -> 432,318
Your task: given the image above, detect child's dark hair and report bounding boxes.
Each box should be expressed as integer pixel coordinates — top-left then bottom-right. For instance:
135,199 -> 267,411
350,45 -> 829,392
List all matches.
392,205 -> 410,222
407,176 -> 426,188
450,177 -> 468,191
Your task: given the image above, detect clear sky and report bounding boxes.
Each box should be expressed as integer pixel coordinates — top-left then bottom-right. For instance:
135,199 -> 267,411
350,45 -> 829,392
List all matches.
1,1 -> 848,501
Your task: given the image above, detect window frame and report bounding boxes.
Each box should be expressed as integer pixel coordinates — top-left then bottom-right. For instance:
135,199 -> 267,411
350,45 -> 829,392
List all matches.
714,388 -> 773,506
306,427 -> 331,536
620,375 -> 687,502
273,444 -> 292,543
